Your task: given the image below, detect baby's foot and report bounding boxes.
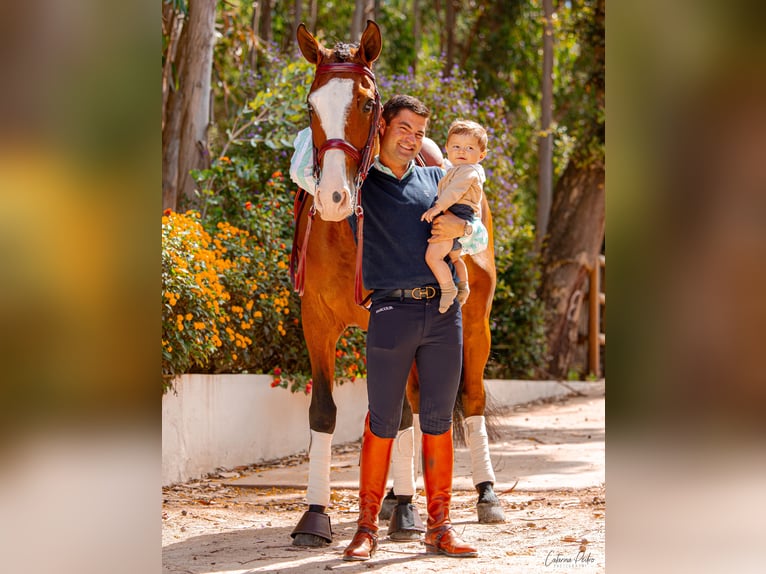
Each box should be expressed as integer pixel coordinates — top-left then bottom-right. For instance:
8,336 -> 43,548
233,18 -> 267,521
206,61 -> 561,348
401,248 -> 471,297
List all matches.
438,285 -> 458,313
456,281 -> 470,306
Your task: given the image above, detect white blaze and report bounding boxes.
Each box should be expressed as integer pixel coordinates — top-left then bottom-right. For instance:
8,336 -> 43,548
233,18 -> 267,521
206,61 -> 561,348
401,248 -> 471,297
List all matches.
308,78 -> 354,220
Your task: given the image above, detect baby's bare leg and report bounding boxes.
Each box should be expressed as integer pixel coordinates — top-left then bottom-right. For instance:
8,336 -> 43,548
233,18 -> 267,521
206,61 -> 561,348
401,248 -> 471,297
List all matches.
425,240 -> 458,313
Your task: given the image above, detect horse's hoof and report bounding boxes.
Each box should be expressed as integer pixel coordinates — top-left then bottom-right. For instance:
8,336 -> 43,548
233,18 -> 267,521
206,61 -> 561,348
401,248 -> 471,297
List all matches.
292,533 -> 330,547
389,529 -> 423,541
290,509 -> 333,546
476,481 -> 506,524
378,490 -> 397,521
387,502 -> 425,542
477,501 -> 506,524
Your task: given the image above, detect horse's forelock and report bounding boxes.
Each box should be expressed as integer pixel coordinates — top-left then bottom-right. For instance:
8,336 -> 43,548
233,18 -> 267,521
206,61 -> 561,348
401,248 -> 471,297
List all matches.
329,42 -> 358,62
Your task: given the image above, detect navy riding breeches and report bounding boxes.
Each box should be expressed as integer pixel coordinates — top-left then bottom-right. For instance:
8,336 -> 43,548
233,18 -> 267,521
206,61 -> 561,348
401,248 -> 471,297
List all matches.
365,296 -> 463,438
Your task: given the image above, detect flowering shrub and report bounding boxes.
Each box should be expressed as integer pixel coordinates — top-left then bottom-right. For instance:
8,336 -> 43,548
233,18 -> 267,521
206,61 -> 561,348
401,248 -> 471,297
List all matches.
162,174 -> 368,393
161,201 -> 307,392
270,327 -> 368,394
162,210 -> 230,391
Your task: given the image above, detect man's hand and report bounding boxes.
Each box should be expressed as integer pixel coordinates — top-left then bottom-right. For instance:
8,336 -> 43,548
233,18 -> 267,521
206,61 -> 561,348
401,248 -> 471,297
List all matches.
429,211 -> 465,242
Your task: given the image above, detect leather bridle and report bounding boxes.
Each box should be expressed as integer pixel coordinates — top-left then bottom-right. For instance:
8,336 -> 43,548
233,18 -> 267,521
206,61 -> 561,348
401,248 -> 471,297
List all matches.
296,61 -> 382,307
310,62 -> 381,203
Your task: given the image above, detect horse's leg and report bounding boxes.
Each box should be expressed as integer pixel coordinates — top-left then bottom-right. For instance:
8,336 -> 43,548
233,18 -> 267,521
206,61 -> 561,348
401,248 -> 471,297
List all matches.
291,310 -> 344,546
462,255 -> 505,524
383,365 -> 425,540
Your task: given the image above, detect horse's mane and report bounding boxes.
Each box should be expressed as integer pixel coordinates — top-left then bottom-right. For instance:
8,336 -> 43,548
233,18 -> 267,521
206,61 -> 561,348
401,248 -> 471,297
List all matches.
329,42 -> 358,62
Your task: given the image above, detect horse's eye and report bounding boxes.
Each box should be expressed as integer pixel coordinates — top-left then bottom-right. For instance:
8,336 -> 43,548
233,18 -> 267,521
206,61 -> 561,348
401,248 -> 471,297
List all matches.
307,103 -> 314,115
362,99 -> 374,113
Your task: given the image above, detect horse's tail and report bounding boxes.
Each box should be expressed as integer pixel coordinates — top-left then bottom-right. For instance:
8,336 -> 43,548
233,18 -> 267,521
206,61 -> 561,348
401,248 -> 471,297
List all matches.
452,375 -> 504,447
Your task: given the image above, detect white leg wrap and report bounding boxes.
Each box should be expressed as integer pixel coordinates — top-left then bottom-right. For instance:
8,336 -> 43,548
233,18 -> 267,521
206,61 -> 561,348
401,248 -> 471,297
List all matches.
390,425 -> 415,496
306,430 -> 333,507
464,415 -> 496,486
412,413 -> 422,480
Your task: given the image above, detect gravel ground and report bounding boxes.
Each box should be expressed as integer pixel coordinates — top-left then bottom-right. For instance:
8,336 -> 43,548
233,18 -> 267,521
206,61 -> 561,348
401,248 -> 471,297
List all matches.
163,391 -> 606,573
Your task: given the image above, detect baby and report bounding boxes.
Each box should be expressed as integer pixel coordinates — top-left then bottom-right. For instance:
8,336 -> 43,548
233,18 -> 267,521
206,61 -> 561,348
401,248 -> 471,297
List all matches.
421,119 -> 488,313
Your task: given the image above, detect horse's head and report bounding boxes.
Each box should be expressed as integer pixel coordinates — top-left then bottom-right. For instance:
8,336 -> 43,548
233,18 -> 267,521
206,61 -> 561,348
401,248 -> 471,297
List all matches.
297,21 -> 382,222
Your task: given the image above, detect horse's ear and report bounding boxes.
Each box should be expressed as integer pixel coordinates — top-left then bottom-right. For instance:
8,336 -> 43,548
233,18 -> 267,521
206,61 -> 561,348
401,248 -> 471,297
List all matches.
297,23 -> 321,64
358,20 -> 382,66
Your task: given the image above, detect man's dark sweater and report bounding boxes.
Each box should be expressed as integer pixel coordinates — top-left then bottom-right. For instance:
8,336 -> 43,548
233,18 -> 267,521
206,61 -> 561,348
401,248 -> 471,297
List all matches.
353,165 -> 455,293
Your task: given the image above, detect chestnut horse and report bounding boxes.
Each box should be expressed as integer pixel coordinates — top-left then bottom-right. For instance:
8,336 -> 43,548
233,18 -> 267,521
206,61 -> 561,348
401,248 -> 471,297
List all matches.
288,21 -> 503,547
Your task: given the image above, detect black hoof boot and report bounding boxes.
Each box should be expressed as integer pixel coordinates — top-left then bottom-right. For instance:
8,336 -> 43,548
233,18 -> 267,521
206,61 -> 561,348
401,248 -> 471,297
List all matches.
387,499 -> 425,541
291,507 -> 333,546
378,489 -> 397,521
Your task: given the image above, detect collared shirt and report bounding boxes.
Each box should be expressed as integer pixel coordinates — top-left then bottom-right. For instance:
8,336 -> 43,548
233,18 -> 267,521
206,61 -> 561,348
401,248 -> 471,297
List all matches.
372,156 -> 422,180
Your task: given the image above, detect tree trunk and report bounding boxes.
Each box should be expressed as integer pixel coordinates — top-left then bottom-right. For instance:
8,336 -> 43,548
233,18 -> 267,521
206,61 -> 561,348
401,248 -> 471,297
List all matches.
287,0 -> 303,52
162,7 -> 185,132
260,0 -> 272,45
162,0 -> 217,211
352,0 -> 375,40
443,0 -> 457,76
249,2 -> 261,68
536,0 -> 554,251
351,0 -> 365,40
412,0 -> 421,72
308,0 -> 318,31
293,0 -> 302,37
539,159 -> 605,378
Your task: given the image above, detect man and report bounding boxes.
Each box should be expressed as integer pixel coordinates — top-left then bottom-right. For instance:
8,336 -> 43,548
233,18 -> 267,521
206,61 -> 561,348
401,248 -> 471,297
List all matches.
342,94 -> 483,561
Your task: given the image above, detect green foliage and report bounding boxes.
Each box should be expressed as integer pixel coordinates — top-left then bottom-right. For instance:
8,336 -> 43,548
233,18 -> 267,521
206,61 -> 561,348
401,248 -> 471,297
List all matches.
163,1 -> 607,387
486,223 -> 548,379
161,205 -> 370,393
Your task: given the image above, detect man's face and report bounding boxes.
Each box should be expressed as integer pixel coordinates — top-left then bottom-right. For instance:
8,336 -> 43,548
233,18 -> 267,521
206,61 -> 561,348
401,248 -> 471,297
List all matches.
378,109 -> 428,169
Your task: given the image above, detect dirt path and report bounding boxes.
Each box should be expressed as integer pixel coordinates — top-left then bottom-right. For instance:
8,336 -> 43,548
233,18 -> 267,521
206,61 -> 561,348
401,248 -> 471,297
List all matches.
163,388 -> 605,573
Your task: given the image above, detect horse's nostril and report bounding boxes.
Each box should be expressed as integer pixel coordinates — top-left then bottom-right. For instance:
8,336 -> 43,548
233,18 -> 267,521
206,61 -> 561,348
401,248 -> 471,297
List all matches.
332,191 -> 342,203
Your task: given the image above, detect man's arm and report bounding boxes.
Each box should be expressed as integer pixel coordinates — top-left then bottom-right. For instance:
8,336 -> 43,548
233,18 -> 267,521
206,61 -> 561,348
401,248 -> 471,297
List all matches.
429,211 -> 465,240
289,127 -> 316,194
429,212 -> 489,254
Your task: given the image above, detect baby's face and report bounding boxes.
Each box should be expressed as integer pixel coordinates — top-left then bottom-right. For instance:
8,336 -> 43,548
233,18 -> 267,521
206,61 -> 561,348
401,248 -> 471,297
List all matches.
445,133 -> 486,166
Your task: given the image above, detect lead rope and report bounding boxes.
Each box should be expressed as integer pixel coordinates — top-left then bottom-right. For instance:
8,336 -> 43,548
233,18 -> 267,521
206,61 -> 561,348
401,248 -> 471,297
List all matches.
289,189 -> 314,296
352,91 -> 380,309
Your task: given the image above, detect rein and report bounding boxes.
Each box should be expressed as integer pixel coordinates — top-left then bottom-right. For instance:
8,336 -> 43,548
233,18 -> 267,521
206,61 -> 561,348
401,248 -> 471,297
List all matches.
294,61 -> 381,308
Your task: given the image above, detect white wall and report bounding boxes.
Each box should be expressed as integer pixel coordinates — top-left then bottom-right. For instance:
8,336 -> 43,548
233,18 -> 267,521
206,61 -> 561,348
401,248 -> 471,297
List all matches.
162,374 -> 369,486
162,374 -> 600,486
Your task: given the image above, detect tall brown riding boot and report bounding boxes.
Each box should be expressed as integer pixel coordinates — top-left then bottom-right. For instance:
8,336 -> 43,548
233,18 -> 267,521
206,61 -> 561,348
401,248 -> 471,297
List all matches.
343,414 -> 394,561
422,427 -> 479,558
